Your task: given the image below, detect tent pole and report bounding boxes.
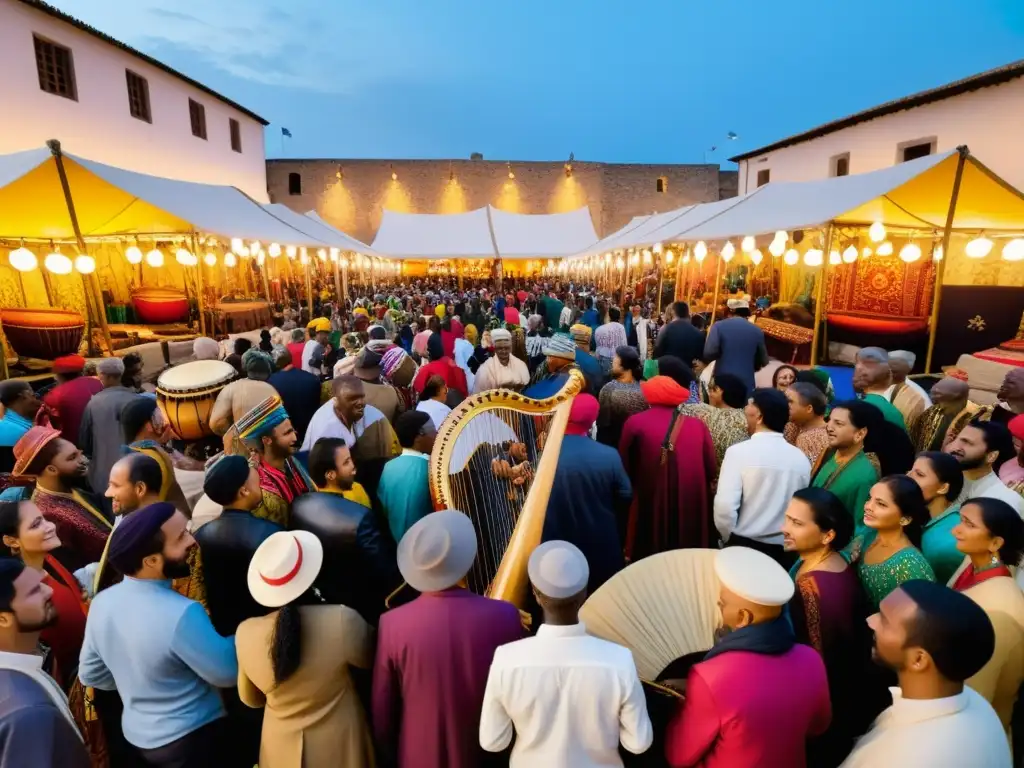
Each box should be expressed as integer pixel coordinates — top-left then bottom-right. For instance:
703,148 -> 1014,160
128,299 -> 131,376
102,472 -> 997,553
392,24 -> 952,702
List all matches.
305,260 -> 313,319
46,139 -> 112,355
707,254 -> 723,332
190,234 -> 207,336
655,254 -> 665,315
341,261 -> 349,308
925,147 -> 968,374
333,258 -> 343,307
809,225 -> 834,367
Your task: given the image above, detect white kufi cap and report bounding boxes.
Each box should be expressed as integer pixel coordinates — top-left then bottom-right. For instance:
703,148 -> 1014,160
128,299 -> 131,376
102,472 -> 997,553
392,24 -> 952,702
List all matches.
528,540 -> 589,599
714,547 -> 794,606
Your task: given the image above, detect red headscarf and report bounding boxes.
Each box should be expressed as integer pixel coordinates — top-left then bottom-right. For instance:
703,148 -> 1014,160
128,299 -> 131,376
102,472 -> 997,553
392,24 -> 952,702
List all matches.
1009,413 -> 1024,442
640,376 -> 690,408
566,394 -> 599,436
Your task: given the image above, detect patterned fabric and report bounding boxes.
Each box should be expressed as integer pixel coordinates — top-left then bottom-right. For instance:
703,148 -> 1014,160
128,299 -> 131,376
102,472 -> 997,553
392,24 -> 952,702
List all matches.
678,403 -> 749,469
846,531 -> 936,609
254,456 -> 312,526
827,254 -> 935,318
597,381 -> 648,444
910,402 -> 991,453
32,486 -> 111,571
784,423 -> 830,465
236,395 -> 289,442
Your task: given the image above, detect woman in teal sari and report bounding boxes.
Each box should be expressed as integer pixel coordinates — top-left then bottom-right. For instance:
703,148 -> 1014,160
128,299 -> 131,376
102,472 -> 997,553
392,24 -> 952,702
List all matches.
910,451 -> 967,584
846,474 -> 935,609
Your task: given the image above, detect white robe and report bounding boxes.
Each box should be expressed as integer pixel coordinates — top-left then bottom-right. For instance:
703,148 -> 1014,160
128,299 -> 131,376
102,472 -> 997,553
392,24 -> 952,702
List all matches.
473,355 -> 530,394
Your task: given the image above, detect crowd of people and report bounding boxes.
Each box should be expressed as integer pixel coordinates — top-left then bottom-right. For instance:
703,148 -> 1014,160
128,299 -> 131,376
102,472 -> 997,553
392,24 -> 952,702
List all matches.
0,276 -> 1023,767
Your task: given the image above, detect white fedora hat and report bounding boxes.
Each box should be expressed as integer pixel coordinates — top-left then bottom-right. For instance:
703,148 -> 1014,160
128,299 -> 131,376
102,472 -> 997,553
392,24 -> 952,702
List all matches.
248,531 -> 324,608
397,510 -> 477,593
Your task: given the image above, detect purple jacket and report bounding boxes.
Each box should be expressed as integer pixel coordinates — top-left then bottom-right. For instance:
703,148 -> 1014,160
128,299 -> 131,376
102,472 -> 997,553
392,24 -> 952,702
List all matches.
372,589 -> 524,768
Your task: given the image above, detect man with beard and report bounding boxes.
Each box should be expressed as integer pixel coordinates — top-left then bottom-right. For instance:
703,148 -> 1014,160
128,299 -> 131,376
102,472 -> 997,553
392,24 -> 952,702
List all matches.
79,502 -> 238,768
0,558 -> 89,767
9,427 -> 109,574
811,400 -> 881,534
664,547 -> 830,767
473,328 -> 530,393
525,335 -> 581,398
292,438 -> 399,622
945,420 -> 1022,513
237,395 -> 313,527
843,581 -> 1008,767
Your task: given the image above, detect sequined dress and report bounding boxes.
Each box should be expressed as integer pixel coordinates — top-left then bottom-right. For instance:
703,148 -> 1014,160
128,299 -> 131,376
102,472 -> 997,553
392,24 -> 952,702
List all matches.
846,531 -> 936,609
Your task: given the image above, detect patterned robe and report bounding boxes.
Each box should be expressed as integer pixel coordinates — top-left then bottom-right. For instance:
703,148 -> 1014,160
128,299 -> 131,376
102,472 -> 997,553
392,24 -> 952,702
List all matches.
910,402 -> 991,453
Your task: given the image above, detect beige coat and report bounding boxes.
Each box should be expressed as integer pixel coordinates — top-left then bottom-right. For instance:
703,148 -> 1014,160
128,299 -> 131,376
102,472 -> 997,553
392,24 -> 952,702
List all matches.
963,575 -> 1024,730
236,604 -> 376,768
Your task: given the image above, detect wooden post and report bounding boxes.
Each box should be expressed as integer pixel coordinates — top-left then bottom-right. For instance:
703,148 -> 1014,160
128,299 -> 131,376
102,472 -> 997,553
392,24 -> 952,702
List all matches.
341,261 -> 349,307
707,253 -> 723,331
925,147 -> 969,374
655,254 -> 666,315
333,258 -> 343,306
809,225 -> 835,367
191,234 -> 207,336
46,140 -> 112,355
304,260 -> 314,318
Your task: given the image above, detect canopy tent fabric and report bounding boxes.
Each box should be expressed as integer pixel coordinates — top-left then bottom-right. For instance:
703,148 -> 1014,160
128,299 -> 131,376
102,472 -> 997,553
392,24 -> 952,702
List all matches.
259,204 -> 380,255
304,210 -> 378,254
568,148 -> 1024,254
0,146 -> 329,246
488,206 -> 599,258
370,205 -> 599,259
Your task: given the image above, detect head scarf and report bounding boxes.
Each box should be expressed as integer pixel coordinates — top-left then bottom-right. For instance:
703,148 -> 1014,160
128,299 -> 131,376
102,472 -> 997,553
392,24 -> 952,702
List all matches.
804,367 -> 836,404
236,395 -> 289,443
434,304 -> 447,320
570,324 -> 592,349
642,359 -> 659,381
543,334 -> 576,361
641,375 -> 691,408
12,426 -> 61,478
566,394 -> 599,437
353,307 -> 369,318
503,306 -> 520,326
108,502 -> 176,576
464,323 -> 479,347
1009,413 -> 1024,442
192,337 -> 221,361
427,332 -> 445,362
53,355 -> 86,374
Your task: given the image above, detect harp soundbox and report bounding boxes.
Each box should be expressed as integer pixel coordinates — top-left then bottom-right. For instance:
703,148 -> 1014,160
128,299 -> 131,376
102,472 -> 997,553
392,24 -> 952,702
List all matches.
429,368 -> 585,608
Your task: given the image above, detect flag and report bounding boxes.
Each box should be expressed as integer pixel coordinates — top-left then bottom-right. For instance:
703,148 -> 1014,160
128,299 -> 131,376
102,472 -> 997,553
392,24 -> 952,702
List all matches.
281,127 -> 292,138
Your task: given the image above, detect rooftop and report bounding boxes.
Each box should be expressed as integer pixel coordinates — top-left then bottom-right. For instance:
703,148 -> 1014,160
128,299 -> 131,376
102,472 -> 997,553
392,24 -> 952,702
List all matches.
729,58 -> 1024,162
17,0 -> 269,126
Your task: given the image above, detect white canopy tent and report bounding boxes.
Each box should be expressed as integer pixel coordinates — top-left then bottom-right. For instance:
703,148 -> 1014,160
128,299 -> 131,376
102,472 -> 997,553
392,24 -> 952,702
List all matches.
370,205 -> 599,259
260,204 -> 379,254
304,210 -> 379,254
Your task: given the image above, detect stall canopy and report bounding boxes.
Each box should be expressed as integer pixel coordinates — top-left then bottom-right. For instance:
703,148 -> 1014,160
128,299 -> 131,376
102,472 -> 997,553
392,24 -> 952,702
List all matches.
0,146 -> 330,246
371,205 -> 599,259
569,148 -> 1024,254
261,203 -> 379,255
304,210 -> 379,255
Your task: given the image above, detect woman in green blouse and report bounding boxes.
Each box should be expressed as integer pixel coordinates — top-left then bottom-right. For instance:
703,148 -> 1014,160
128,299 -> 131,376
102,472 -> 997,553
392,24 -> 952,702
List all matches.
847,474 -> 935,609
910,452 -> 967,584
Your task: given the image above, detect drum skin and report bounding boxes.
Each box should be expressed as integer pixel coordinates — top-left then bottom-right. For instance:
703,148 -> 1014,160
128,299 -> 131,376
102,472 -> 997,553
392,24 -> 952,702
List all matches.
157,360 -> 236,441
132,288 -> 188,325
0,308 -> 84,360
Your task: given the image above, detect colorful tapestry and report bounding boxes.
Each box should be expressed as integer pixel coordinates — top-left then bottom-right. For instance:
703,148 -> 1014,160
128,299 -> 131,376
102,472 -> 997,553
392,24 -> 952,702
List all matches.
827,256 -> 935,318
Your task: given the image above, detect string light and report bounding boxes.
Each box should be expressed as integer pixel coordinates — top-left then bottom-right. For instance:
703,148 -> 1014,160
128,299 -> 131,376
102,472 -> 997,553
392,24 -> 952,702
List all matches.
9,246 -> 37,272
268,243 -> 282,258
899,243 -> 922,263
784,249 -> 799,265
74,255 -> 96,274
204,253 -> 217,267
145,248 -> 164,267
721,241 -> 735,262
842,246 -> 858,264
966,236 -> 993,258
45,248 -> 73,275
804,249 -> 824,267
125,245 -> 143,265
1002,239 -> 1024,262
868,222 -> 886,243
741,236 -> 755,253
876,241 -> 894,256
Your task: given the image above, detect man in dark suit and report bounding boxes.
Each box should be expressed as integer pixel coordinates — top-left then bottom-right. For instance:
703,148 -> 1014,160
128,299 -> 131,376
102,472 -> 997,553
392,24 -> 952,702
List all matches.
654,301 -> 705,369
704,300 -> 768,395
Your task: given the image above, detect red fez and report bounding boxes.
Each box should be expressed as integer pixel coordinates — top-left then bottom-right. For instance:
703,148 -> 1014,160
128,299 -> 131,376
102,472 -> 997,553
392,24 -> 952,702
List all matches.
53,355 -> 86,374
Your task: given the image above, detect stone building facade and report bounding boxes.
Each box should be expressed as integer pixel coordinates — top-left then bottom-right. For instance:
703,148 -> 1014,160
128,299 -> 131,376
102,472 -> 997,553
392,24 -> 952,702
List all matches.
267,158 -> 739,243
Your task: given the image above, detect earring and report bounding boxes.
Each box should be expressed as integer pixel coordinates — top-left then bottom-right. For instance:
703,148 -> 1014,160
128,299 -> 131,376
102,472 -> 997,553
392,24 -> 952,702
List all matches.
900,517 -> 910,527
991,552 -> 1000,566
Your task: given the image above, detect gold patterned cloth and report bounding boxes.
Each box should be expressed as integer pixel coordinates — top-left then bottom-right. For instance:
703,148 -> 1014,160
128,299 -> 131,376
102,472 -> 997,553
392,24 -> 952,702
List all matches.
678,403 -> 749,470
910,402 -> 992,453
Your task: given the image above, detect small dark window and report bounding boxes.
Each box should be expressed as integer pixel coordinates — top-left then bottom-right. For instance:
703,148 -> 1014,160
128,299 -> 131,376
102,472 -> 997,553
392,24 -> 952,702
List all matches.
757,169 -> 771,187
125,70 -> 151,122
33,35 -> 76,100
189,99 -> 207,139
229,118 -> 242,153
288,172 -> 302,195
901,142 -> 932,162
656,177 -> 667,193
833,155 -> 849,177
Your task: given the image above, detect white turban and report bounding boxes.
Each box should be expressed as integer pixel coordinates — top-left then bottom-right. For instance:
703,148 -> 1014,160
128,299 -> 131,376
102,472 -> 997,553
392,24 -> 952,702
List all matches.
490,328 -> 512,343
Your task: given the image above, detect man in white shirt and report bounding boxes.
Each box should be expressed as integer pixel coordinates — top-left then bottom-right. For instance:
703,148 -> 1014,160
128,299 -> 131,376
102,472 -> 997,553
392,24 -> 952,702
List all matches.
479,540 -> 652,767
415,375 -> 452,430
715,388 -> 811,565
301,376 -> 397,465
301,319 -> 331,376
842,580 -> 1009,767
945,420 -> 1023,515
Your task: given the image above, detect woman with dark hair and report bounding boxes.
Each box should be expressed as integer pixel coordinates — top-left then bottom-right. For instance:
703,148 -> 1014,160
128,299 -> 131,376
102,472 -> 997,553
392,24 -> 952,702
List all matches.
597,345 -> 647,448
910,451 -> 968,583
680,372 -> 749,469
950,497 -> 1024,729
236,531 -> 374,767
782,487 -> 873,766
772,364 -> 798,392
847,474 -> 935,609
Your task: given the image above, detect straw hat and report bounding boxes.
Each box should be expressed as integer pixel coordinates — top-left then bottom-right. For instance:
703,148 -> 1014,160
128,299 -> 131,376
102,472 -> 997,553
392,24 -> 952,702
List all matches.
248,531 -> 324,608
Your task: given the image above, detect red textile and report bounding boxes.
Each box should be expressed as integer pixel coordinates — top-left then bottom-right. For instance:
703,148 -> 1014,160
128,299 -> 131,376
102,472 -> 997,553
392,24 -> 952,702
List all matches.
256,456 -> 310,505
973,348 -> 1024,368
826,313 -> 929,335
952,564 -> 1013,592
413,358 -> 468,398
566,393 -> 600,436
619,408 -> 716,558
287,341 -> 305,370
665,647 -> 831,768
34,489 -> 111,572
827,256 -> 935,318
450,318 -> 464,339
640,376 -> 690,408
43,377 -> 102,444
42,559 -> 87,690
440,329 -> 457,359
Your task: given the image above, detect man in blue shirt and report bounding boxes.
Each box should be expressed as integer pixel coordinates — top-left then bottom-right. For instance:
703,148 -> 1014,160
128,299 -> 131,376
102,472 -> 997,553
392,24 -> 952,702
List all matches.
79,502 -> 237,767
0,381 -> 40,448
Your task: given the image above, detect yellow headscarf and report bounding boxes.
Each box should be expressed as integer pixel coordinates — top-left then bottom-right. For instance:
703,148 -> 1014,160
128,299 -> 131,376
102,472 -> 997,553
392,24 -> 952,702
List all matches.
434,304 -> 447,320
464,323 -> 479,347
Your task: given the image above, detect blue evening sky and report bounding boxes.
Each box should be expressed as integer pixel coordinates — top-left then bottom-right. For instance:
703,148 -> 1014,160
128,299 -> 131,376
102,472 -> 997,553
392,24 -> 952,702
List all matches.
53,0 -> 1024,166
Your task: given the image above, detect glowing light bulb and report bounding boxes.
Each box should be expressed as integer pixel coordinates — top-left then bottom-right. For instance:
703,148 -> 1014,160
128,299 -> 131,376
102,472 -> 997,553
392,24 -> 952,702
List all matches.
230,238 -> 243,254
869,222 -> 886,243
257,252 -> 266,266
45,250 -> 73,275
721,241 -> 736,262
1002,239 -> 1024,262
804,249 -> 824,267
784,249 -> 799,266
842,246 -> 858,264
300,252 -> 309,265
694,241 -> 708,262
317,248 -> 327,261
741,235 -> 755,253
145,248 -> 164,267
862,247 -> 873,259
125,245 -> 143,265
875,241 -> 893,256
829,250 -> 841,265
899,243 -> 922,263
8,247 -> 37,272
768,238 -> 785,258
653,242 -> 663,254
204,253 -> 217,266
642,249 -> 652,264
750,249 -> 763,266
665,250 -> 674,264
932,245 -> 942,261
74,255 -> 96,274
268,243 -> 281,258
223,253 -> 237,267
773,230 -> 788,244
329,248 -> 339,262
285,245 -> 297,259
966,236 -> 994,258
175,248 -> 196,266
250,241 -> 261,254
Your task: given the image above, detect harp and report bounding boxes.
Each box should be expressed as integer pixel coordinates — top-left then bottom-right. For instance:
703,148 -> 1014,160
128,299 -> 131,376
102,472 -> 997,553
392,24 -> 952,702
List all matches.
429,368 -> 585,608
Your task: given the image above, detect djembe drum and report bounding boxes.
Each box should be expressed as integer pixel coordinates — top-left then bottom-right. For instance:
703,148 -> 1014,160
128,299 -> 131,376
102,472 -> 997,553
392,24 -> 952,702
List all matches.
132,287 -> 189,325
0,308 -> 85,360
156,360 -> 236,441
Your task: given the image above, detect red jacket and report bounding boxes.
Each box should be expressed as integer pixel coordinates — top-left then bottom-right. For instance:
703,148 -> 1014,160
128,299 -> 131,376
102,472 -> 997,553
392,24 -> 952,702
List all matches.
666,646 -> 830,767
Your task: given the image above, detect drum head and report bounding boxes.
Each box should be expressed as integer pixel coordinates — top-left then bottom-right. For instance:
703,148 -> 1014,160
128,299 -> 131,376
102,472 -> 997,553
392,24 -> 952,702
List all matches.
158,359 -> 236,391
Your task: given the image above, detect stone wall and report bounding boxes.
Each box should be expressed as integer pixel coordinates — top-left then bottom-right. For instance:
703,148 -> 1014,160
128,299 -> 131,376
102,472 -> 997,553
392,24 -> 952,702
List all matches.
266,158 -> 737,243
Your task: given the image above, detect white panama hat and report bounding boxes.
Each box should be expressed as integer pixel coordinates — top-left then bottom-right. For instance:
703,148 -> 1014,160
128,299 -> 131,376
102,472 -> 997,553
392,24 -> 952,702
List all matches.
248,531 -> 324,608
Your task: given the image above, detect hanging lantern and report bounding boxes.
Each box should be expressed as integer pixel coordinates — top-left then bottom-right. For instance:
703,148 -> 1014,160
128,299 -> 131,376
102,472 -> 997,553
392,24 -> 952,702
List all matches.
665,250 -> 674,264
204,252 -> 217,267
768,237 -> 786,258
300,251 -> 310,265
286,245 -> 297,259
804,249 -> 824,267
250,241 -> 261,254
642,249 -> 652,264
224,252 -> 237,267
652,242 -> 663,254
694,241 -> 708,262
1002,239 -> 1024,262
750,249 -> 763,266
329,248 -> 339,262
784,249 -> 800,266
721,241 -> 736,262
899,243 -> 922,263
868,222 -> 886,243
8,246 -> 38,272
175,248 -> 197,266
682,253 -> 691,264
125,245 -> 143,265
615,256 -> 624,271
257,251 -> 266,266
829,250 -> 841,265
316,248 -> 326,261
876,241 -> 893,256
268,242 -> 282,258
145,248 -> 164,267
773,230 -> 788,245
44,249 -> 73,275
340,257 -> 349,269
74,255 -> 96,274
741,235 -> 755,253
230,238 -> 244,254
842,246 -> 858,264
966,236 -> 994,258
861,247 -> 873,259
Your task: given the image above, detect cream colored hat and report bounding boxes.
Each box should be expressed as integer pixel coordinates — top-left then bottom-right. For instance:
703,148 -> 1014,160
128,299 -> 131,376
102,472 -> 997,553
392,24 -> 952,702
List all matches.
248,531 -> 324,608
398,510 -> 477,593
528,540 -> 589,598
714,547 -> 794,606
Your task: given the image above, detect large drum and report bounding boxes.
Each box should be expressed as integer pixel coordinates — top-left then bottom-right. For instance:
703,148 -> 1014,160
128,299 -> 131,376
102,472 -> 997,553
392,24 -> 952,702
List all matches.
156,360 -> 236,441
0,308 -> 85,360
132,287 -> 189,325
